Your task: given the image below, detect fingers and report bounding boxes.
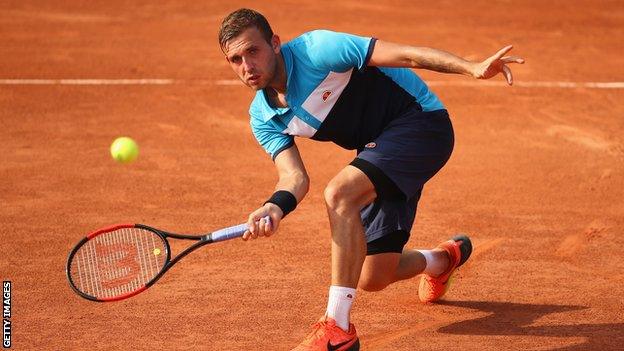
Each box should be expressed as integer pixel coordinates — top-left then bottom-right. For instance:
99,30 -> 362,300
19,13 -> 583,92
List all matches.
244,213 -> 275,241
492,45 -> 514,60
502,65 -> 513,85
478,46 -> 522,85
501,56 -> 525,64
242,229 -> 251,241
246,213 -> 259,240
257,216 -> 268,238
261,217 -> 273,237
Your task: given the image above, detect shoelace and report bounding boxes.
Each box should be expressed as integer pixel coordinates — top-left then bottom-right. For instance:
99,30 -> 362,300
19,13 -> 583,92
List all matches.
307,320 -> 329,342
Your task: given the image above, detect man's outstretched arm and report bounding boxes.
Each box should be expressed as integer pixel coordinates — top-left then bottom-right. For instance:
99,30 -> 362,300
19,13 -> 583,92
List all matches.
368,41 -> 525,85
243,144 -> 310,240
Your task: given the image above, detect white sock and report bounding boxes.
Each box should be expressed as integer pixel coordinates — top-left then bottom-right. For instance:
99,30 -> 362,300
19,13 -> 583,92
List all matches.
326,286 -> 356,332
417,249 -> 448,276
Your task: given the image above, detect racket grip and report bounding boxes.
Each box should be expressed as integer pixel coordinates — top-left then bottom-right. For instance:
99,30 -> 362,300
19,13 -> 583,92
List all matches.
209,216 -> 272,243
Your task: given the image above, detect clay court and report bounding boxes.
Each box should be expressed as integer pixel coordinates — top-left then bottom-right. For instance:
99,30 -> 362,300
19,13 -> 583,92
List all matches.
2,1 -> 623,350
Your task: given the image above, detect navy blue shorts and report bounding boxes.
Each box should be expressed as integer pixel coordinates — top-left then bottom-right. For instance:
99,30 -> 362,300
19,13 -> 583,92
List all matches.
350,107 -> 454,252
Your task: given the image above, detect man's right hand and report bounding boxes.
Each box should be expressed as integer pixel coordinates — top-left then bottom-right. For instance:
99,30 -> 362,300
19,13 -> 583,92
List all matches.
242,203 -> 284,240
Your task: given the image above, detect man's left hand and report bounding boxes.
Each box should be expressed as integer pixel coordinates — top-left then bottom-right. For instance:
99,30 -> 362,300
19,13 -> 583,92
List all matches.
471,45 -> 525,85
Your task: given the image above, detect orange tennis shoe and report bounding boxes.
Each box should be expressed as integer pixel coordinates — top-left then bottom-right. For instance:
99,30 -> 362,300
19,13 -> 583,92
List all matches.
291,317 -> 359,351
419,235 -> 472,303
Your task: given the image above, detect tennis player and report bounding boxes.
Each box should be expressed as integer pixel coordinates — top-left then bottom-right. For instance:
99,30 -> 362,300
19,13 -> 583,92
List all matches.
219,8 -> 523,351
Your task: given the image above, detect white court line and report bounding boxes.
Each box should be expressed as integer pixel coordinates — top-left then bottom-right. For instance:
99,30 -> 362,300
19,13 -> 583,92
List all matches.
0,78 -> 623,89
213,79 -> 245,86
427,80 -> 624,89
0,78 -> 175,85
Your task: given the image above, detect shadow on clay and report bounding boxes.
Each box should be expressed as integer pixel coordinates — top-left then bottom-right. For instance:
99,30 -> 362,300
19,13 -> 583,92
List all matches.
437,300 -> 624,350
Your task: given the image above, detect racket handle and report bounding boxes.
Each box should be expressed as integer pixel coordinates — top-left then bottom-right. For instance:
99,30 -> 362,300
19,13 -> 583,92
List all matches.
209,216 -> 272,243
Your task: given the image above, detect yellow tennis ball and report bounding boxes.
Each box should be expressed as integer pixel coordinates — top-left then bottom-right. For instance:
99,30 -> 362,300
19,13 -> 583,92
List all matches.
153,248 -> 161,256
110,137 -> 139,164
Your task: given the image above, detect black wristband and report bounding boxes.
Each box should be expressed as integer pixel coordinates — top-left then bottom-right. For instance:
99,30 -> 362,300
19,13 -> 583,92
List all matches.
264,190 -> 297,218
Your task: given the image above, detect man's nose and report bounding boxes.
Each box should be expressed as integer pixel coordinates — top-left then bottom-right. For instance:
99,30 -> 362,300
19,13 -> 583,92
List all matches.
242,57 -> 254,73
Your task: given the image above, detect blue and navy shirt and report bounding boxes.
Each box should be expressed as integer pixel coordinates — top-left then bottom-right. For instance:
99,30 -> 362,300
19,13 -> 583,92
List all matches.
249,30 -> 444,159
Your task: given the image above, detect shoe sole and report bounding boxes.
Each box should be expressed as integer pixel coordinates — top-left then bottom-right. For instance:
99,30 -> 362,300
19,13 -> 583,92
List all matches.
451,234 -> 472,267
349,338 -> 360,351
330,338 -> 359,351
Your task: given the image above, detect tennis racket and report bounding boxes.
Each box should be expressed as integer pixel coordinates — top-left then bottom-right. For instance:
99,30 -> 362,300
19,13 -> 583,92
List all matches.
66,217 -> 270,302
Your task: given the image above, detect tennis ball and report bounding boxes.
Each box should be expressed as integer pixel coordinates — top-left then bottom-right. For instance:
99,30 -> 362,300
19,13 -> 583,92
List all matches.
110,137 -> 139,164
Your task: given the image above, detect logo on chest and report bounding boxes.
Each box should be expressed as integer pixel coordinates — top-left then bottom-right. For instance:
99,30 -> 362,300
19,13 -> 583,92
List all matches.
321,90 -> 332,102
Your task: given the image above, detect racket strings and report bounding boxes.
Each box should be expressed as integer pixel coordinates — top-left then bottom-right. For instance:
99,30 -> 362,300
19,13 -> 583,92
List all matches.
69,227 -> 167,298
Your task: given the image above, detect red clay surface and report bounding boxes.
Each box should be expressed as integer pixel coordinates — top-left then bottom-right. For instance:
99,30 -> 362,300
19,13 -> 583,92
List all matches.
1,1 -> 623,350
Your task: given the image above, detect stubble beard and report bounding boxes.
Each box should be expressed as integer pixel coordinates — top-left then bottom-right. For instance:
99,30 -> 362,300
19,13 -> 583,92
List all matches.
260,55 -> 278,91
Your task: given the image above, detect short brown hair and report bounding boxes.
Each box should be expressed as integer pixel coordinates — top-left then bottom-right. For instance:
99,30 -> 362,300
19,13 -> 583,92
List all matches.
218,9 -> 274,52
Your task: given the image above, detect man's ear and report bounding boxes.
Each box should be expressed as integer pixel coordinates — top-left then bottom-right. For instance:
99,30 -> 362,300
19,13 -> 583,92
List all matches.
222,44 -> 230,62
271,35 -> 281,54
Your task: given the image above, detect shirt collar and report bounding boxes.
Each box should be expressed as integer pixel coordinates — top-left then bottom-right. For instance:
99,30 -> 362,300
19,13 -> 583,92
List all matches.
258,44 -> 293,122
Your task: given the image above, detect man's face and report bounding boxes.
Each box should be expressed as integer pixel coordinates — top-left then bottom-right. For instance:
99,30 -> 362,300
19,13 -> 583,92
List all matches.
224,27 -> 280,90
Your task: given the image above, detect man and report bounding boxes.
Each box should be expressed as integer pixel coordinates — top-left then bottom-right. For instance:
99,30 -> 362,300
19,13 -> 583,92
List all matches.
218,8 -> 523,351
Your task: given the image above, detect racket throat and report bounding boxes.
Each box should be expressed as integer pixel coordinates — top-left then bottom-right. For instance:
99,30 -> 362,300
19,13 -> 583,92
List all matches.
203,234 -> 215,244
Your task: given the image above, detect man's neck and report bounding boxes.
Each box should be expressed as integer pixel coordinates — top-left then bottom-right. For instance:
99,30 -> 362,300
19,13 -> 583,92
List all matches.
267,53 -> 287,95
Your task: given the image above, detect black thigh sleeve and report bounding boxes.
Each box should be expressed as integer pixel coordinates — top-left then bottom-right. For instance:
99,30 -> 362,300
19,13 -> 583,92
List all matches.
366,230 -> 410,255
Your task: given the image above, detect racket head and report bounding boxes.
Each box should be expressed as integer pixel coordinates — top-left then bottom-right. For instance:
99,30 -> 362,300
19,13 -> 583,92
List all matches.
66,224 -> 170,302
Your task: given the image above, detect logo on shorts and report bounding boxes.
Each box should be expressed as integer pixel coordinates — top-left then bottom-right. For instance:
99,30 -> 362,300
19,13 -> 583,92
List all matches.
365,142 -> 376,149
322,90 -> 332,102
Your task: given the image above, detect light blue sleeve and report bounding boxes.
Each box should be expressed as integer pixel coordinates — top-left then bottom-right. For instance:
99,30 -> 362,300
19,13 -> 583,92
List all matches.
300,30 -> 374,72
249,105 -> 294,160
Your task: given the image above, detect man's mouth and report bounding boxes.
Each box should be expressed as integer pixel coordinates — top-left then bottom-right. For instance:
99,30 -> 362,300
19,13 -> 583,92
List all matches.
247,75 -> 260,84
